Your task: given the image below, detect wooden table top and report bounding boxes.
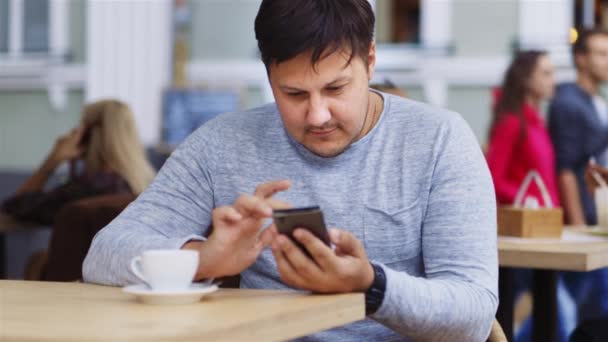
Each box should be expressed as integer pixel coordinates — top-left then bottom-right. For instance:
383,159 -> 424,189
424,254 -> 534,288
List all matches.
0,280 -> 365,341
0,280 -> 364,341
498,227 -> 608,271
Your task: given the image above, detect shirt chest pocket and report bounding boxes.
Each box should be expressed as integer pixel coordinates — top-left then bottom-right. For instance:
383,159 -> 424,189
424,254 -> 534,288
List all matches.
363,199 -> 422,267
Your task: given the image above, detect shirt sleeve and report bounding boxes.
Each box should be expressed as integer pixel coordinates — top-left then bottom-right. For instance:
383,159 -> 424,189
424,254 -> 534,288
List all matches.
485,115 -> 523,204
371,114 -> 498,342
82,138 -> 214,286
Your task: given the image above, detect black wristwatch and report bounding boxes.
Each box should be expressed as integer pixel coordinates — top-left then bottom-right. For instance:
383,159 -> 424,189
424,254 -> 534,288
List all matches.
365,262 -> 386,316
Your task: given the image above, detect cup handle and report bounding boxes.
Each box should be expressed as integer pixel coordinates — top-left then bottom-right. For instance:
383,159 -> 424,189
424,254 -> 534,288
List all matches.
130,256 -> 147,283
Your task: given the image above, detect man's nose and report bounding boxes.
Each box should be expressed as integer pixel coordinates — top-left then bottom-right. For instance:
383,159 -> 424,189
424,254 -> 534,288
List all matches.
307,95 -> 331,127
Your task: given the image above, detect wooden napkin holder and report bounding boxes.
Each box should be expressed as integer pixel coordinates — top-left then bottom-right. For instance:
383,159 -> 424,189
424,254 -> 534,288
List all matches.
497,170 -> 564,238
497,206 -> 563,238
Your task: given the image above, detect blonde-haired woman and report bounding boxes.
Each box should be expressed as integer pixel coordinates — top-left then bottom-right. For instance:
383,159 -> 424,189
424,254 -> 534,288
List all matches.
2,99 -> 155,224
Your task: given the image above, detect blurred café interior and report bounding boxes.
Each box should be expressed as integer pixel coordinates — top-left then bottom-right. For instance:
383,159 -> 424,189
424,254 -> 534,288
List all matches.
2,1 -> 608,341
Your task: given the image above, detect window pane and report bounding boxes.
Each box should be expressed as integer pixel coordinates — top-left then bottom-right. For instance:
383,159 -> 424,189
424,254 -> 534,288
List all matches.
23,0 -> 48,52
0,0 -> 8,52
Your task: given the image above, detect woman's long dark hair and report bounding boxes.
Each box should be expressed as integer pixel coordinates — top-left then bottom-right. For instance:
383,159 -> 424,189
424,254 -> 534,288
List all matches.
489,50 -> 547,142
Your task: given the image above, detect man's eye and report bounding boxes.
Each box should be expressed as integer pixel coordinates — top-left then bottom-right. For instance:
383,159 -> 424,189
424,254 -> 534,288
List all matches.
327,86 -> 343,92
287,92 -> 305,97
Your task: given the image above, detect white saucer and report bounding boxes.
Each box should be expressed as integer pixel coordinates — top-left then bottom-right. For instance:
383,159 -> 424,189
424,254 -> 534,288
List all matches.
123,283 -> 219,305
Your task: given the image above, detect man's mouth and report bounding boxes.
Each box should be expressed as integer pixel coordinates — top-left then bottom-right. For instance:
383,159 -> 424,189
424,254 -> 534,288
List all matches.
308,127 -> 338,137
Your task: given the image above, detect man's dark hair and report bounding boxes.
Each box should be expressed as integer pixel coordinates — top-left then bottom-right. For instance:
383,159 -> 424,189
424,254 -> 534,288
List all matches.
254,0 -> 375,71
573,28 -> 608,67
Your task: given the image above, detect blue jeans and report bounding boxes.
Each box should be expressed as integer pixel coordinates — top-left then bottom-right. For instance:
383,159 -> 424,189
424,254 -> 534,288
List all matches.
514,278 -> 575,342
562,269 -> 608,322
513,269 -> 608,341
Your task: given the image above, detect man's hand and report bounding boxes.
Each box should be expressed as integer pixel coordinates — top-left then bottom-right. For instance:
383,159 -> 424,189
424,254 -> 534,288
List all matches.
271,227 -> 374,293
585,162 -> 608,194
184,180 -> 292,280
559,170 -> 587,225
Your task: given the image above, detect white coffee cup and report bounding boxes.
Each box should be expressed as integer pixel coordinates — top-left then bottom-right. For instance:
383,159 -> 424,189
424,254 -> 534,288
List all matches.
595,187 -> 608,228
130,249 -> 199,291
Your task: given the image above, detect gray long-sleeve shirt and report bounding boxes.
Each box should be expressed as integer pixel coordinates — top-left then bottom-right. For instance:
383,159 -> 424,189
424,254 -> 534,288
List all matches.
83,92 -> 498,341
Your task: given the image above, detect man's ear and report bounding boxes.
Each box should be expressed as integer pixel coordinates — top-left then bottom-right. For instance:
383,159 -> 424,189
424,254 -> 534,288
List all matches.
367,41 -> 377,80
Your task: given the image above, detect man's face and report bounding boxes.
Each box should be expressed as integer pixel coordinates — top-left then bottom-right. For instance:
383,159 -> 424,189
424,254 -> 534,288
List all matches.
579,35 -> 608,82
268,45 -> 376,158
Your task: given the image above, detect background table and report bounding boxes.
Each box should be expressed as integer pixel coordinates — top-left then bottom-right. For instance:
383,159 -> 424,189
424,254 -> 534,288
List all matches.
0,280 -> 364,341
497,227 -> 608,341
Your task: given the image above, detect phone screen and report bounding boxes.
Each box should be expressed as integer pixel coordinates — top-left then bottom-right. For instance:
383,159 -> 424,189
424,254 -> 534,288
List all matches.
272,206 -> 331,255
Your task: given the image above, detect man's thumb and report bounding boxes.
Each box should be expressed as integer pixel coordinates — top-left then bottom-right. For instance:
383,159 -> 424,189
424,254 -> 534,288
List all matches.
329,228 -> 360,256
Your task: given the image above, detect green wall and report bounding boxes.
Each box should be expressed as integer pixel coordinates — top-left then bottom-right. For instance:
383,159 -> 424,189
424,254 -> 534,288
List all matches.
447,86 -> 492,143
189,0 -> 261,60
450,0 -> 517,141
0,1 -> 86,170
0,90 -> 84,170
452,0 -> 518,57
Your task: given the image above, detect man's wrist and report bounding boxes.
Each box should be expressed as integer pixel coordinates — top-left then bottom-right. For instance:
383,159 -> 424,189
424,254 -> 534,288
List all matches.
182,240 -> 220,280
364,262 -> 386,316
360,260 -> 375,291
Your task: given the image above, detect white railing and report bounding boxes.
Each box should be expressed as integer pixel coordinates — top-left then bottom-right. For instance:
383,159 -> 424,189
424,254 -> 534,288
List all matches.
187,43 -> 576,109
3,0 -> 68,62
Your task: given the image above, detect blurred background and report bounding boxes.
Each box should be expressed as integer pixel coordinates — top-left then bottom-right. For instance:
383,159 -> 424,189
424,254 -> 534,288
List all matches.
0,0 -> 603,278
2,0 -> 603,169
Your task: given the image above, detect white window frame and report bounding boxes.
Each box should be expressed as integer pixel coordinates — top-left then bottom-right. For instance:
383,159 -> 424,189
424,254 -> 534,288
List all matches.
7,0 -> 24,59
49,0 -> 69,62
0,0 -> 84,111
1,0 -> 71,69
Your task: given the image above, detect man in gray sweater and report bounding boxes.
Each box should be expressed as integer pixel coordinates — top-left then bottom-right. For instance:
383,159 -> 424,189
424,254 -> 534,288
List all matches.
83,0 -> 498,340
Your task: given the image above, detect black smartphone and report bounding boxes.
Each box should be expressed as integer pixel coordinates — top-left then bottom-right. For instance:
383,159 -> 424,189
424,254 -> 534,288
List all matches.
272,206 -> 331,255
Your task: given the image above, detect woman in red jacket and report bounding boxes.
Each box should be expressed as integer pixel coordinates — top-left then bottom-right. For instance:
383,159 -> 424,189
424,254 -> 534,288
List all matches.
487,50 -> 559,207
487,51 -> 573,341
